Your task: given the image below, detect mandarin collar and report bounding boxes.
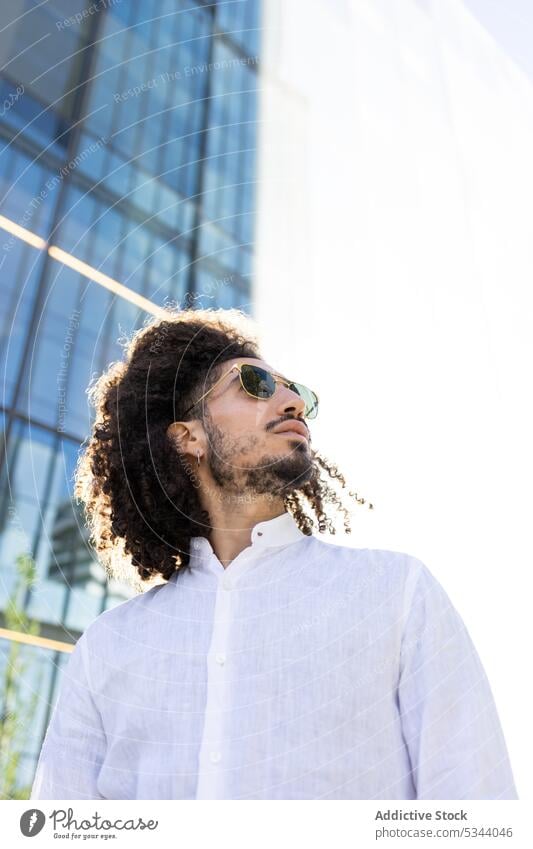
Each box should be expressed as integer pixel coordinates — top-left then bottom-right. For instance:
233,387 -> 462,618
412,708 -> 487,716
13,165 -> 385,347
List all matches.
188,510 -> 306,572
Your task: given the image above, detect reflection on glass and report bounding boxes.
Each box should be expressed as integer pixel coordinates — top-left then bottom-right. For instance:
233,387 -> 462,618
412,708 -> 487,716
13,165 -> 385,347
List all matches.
0,0 -> 261,797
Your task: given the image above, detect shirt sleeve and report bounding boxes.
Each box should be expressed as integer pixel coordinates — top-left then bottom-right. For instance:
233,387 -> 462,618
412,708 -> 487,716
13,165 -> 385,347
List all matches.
30,630 -> 107,800
397,560 -> 518,800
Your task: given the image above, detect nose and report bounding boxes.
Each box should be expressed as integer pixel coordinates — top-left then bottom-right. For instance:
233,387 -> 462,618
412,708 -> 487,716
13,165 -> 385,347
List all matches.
275,383 -> 307,419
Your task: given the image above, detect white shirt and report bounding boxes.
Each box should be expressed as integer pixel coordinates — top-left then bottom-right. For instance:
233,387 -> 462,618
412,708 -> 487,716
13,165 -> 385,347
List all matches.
31,511 -> 518,800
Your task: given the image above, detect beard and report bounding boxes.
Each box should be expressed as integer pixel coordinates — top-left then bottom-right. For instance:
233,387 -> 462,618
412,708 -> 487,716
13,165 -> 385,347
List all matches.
203,414 -> 316,496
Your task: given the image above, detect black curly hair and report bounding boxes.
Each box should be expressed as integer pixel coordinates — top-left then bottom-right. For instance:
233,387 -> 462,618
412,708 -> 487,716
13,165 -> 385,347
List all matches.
74,306 -> 372,592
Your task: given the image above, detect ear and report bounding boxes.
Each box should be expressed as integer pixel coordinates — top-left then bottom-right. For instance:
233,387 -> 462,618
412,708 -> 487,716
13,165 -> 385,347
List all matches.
166,421 -> 204,458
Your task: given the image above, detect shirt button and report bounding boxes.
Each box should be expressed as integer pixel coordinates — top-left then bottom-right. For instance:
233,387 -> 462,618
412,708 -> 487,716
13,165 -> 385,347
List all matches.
221,575 -> 232,590
215,653 -> 226,666
210,751 -> 222,764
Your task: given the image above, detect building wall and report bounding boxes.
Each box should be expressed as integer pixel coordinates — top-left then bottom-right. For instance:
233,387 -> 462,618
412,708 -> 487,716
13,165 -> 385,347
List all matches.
254,0 -> 530,796
0,0 -> 261,796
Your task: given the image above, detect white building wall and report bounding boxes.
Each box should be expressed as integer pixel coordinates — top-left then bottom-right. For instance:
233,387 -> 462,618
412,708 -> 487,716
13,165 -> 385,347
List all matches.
253,0 -> 532,799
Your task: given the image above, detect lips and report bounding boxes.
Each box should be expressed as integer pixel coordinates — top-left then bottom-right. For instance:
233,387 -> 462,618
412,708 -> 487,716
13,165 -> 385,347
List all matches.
272,421 -> 309,440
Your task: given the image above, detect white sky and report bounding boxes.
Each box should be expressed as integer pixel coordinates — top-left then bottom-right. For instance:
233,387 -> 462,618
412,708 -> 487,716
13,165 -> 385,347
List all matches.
254,0 -> 532,800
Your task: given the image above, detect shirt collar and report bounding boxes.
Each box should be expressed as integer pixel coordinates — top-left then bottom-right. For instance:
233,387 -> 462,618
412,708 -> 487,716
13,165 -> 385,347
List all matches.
188,510 -> 306,571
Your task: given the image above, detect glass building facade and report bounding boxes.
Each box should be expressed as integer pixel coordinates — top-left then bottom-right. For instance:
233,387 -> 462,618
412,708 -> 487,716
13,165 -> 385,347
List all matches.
0,0 -> 260,797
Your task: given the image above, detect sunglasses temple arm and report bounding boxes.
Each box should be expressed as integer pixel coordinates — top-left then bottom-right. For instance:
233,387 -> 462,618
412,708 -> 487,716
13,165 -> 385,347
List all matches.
184,365 -> 237,414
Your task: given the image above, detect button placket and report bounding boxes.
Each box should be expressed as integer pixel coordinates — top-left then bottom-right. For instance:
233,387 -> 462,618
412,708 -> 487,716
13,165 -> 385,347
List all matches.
194,571 -> 234,799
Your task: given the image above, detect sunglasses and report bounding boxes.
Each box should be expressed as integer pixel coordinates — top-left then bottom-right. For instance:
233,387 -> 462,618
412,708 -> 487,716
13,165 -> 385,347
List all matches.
183,363 -> 319,419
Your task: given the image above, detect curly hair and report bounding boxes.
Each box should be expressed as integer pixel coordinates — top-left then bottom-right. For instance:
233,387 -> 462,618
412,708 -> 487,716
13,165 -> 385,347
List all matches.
74,306 -> 373,593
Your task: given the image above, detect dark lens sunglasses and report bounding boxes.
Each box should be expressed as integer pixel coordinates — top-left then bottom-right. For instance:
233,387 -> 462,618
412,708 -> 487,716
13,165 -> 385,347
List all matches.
184,363 -> 319,419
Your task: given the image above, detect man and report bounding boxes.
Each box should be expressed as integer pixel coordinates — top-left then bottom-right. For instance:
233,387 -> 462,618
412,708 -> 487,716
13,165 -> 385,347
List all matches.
31,307 -> 517,800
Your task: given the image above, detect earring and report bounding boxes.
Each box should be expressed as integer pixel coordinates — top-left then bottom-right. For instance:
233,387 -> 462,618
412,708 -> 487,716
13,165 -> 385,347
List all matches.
197,450 -> 201,467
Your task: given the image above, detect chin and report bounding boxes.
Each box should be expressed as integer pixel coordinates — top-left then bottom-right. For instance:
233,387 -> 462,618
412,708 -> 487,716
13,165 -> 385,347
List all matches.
243,447 -> 315,496
273,451 -> 315,490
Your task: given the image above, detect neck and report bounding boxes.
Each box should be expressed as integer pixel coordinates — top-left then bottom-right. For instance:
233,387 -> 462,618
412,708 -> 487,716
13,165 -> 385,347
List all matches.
201,494 -> 286,568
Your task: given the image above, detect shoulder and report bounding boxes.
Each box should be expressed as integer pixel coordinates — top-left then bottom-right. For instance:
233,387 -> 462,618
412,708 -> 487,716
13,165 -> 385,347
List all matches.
302,537 -> 437,640
307,541 -> 456,641
81,579 -> 169,646
306,532 -> 425,590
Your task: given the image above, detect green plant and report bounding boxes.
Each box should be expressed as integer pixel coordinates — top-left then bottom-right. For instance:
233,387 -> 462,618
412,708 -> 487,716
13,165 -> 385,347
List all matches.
0,553 -> 43,800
